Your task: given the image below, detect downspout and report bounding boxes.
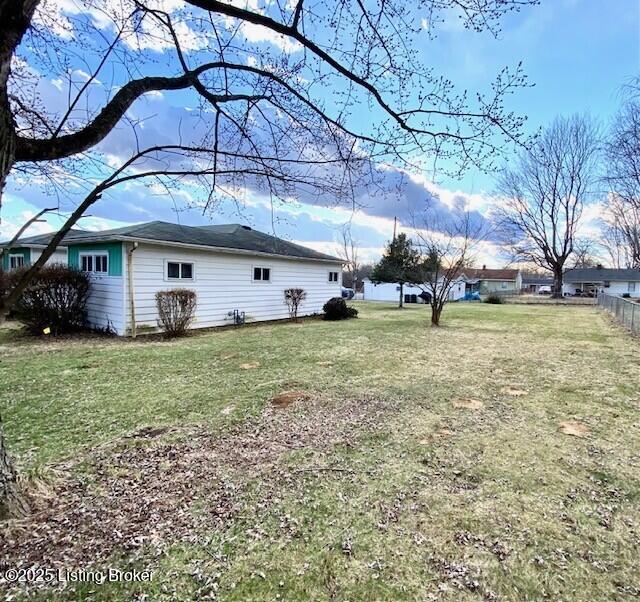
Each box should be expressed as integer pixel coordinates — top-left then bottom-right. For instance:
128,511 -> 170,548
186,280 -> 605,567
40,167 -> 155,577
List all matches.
127,242 -> 138,338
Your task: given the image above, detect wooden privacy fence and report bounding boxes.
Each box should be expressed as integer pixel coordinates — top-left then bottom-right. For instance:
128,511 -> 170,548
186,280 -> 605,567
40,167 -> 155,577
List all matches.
598,292 -> 640,334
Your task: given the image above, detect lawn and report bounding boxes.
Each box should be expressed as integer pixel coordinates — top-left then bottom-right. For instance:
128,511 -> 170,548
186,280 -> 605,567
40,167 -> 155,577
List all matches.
1,302 -> 639,600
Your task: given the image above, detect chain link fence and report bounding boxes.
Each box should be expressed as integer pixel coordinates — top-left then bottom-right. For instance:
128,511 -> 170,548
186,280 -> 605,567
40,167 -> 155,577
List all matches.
598,292 -> 640,334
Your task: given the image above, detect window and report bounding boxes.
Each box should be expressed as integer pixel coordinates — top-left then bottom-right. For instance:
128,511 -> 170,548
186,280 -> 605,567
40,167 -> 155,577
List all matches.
9,254 -> 24,270
604,281 -> 610,288
167,261 -> 194,280
630,282 -> 636,292
501,282 -> 507,289
329,271 -> 339,283
253,266 -> 270,282
80,253 -> 108,274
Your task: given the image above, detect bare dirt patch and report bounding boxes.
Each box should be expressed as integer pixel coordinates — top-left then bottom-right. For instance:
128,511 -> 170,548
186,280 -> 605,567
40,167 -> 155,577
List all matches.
558,420 -> 589,438
239,361 -> 260,370
271,390 -> 311,408
0,395 -> 389,595
452,398 -> 484,410
501,387 -> 528,397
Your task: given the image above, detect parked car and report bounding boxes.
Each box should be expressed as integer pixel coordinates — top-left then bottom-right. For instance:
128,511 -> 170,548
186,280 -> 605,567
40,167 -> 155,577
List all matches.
341,287 -> 355,299
538,285 -> 552,294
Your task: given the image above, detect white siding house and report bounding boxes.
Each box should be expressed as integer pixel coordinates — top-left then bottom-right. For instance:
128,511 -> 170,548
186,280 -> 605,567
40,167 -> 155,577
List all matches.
3,222 -> 343,336
363,278 -> 466,303
123,242 -> 342,334
563,267 -> 640,297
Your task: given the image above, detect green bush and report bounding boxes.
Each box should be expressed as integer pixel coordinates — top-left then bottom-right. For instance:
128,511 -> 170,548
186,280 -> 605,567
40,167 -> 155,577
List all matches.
322,297 -> 358,320
484,293 -> 504,304
12,264 -> 90,334
156,289 -> 197,337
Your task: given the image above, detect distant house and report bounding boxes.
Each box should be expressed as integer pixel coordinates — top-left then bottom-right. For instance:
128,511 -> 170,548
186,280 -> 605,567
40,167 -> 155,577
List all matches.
458,266 -> 522,294
0,231 -> 72,270
521,273 -> 554,293
1,221 -> 343,335
362,278 -> 466,304
563,267 -> 640,297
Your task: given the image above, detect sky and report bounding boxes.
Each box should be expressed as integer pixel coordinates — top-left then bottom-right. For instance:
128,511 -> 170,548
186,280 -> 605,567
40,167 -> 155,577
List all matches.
2,0 -> 639,267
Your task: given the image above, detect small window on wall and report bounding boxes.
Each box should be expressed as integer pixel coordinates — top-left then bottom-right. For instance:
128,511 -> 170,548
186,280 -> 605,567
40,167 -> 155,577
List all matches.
329,271 -> 339,283
253,267 -> 270,281
604,281 -> 610,288
501,282 -> 507,289
80,253 -> 108,274
167,261 -> 194,280
629,282 -> 636,292
9,254 -> 24,270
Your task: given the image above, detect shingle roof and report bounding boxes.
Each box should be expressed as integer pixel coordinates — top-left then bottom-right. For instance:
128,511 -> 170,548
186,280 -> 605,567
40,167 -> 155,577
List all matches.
564,267 -> 640,282
521,274 -> 553,286
460,268 -> 519,281
1,221 -> 342,263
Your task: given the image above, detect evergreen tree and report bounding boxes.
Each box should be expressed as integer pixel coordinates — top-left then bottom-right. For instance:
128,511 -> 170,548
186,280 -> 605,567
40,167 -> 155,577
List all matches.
371,233 -> 420,308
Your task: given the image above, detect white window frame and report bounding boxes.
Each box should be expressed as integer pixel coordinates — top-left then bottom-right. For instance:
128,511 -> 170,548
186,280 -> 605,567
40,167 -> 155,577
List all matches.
9,254 -> 25,270
164,260 -> 195,282
328,270 -> 340,283
252,266 -> 271,282
79,252 -> 109,274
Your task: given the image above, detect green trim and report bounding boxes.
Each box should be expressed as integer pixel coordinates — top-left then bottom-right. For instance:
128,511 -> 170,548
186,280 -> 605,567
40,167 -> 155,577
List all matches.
2,247 -> 30,270
68,242 -> 123,276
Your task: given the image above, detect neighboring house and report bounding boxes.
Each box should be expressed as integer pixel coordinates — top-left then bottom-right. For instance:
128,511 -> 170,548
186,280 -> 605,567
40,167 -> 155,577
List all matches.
458,266 -> 521,294
2,221 -> 343,335
520,273 -> 554,293
0,232 -> 72,270
362,278 -> 466,303
563,267 -> 640,297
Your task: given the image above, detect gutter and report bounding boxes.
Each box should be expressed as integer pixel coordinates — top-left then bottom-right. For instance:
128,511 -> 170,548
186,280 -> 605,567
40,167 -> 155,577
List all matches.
127,242 -> 139,338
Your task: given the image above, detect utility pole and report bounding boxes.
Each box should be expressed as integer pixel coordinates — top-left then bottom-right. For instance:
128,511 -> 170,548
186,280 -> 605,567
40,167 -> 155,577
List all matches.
393,216 -> 397,241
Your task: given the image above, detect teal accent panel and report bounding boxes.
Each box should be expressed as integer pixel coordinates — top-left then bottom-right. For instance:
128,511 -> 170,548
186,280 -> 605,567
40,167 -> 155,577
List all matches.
2,247 -> 30,270
68,242 -> 123,276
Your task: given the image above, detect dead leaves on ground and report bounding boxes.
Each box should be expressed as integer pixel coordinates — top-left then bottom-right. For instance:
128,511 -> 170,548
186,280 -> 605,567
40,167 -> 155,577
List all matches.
239,361 -> 260,370
501,386 -> 528,397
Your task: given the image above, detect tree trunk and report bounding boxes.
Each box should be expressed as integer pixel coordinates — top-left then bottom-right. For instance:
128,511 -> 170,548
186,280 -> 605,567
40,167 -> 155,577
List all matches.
398,283 -> 403,308
0,415 -> 29,520
431,303 -> 441,326
552,266 -> 563,299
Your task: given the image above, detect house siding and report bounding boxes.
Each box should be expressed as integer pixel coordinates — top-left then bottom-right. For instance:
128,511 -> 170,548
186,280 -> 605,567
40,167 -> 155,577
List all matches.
67,242 -> 126,334
124,242 -> 342,334
363,280 -> 465,302
563,280 -> 639,297
68,242 -> 123,276
2,247 -> 30,270
30,248 -> 68,265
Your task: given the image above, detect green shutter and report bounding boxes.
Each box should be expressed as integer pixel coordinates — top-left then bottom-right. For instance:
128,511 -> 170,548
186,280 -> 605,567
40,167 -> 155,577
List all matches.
68,242 -> 123,276
2,247 -> 31,270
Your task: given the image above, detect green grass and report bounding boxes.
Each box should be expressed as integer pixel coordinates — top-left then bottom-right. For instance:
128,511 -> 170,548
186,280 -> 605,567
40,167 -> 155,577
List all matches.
1,302 -> 640,600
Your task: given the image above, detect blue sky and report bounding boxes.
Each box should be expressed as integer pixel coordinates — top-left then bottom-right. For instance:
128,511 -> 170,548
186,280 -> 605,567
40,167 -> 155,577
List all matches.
3,0 -> 639,266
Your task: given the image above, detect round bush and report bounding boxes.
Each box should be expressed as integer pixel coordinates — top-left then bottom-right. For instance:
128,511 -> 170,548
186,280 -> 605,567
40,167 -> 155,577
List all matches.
11,264 -> 90,334
322,297 -> 358,320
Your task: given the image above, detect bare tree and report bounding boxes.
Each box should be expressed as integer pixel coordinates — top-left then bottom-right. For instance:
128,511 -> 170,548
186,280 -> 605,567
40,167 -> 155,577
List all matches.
284,288 -> 306,321
603,93 -> 640,268
570,238 -> 598,269
412,208 -> 483,326
495,115 -> 600,297
0,0 -> 536,517
336,224 -> 360,293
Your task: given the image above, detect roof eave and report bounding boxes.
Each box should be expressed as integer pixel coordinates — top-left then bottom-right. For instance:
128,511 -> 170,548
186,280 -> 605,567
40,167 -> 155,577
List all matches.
71,235 -> 345,264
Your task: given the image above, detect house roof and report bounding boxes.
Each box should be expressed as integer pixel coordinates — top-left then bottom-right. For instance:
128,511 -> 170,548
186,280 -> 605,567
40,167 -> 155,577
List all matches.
459,268 -> 519,281
1,221 -> 342,263
564,267 -> 640,282
521,274 -> 554,286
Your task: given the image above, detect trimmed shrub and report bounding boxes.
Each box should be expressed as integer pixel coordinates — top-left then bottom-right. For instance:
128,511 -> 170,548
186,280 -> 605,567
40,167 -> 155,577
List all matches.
322,297 -> 358,320
622,293 -> 631,299
156,289 -> 197,337
284,288 -> 307,320
12,264 -> 90,335
484,293 -> 504,304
